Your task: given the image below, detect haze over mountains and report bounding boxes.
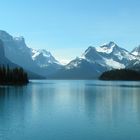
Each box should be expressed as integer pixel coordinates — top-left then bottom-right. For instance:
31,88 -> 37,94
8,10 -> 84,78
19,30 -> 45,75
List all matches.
0,30 -> 140,79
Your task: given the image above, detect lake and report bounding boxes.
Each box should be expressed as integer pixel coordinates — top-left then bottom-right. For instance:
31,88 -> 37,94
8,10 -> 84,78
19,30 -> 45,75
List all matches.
0,80 -> 140,140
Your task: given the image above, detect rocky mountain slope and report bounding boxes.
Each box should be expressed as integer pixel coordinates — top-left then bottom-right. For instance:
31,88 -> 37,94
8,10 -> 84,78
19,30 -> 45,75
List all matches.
0,30 -> 62,77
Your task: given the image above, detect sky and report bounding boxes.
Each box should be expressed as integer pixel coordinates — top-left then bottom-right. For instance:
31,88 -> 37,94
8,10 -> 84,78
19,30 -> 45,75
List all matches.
0,0 -> 140,63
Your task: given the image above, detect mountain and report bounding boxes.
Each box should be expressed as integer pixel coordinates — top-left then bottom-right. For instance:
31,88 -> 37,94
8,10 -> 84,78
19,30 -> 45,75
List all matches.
50,42 -> 136,79
0,30 -> 139,79
126,45 -> 140,72
32,49 -> 61,69
0,31 -> 36,70
131,45 -> 140,56
82,42 -> 135,69
0,39 -> 17,67
0,30 -> 62,77
0,38 -> 45,79
49,58 -> 107,79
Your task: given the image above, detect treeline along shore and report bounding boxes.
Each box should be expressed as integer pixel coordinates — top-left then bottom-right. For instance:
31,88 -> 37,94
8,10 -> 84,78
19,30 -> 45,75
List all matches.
99,69 -> 140,81
0,65 -> 29,85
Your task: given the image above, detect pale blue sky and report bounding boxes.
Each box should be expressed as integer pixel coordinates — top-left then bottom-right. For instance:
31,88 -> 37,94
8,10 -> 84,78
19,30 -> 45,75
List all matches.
0,0 -> 140,63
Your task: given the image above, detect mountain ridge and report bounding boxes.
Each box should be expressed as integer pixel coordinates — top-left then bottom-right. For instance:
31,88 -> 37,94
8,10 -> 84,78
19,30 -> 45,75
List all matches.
49,41 -> 139,79
0,30 -> 140,79
0,30 -> 62,77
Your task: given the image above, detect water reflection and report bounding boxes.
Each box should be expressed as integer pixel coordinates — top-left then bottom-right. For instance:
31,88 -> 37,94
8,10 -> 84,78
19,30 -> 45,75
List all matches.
0,80 -> 140,140
0,86 -> 27,140
83,81 -> 140,125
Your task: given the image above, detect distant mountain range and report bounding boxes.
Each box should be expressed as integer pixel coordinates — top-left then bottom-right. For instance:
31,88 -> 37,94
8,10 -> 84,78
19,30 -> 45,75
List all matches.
0,30 -> 62,78
0,30 -> 140,79
49,42 -> 139,79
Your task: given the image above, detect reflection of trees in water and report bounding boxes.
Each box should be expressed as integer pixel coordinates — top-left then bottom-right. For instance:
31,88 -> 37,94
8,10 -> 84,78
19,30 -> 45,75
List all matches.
0,86 -> 27,138
0,86 -> 27,115
0,86 -> 25,105
0,83 -> 57,139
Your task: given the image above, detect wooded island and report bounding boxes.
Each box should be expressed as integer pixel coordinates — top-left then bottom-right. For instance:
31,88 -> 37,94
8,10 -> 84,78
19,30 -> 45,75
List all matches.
99,69 -> 140,81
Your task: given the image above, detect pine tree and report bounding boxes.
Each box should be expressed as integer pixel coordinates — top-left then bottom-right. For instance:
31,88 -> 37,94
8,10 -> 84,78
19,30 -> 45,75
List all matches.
0,66 -> 29,85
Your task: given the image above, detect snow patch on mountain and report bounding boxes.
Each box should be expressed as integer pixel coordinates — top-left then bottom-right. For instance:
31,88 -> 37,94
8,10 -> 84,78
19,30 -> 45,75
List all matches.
66,57 -> 83,69
96,41 -> 116,54
31,48 -> 61,68
131,45 -> 140,56
103,58 -> 125,69
32,49 -> 59,63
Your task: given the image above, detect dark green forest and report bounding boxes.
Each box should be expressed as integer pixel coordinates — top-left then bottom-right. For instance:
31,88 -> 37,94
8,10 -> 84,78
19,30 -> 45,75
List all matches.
0,65 -> 29,85
99,69 -> 140,81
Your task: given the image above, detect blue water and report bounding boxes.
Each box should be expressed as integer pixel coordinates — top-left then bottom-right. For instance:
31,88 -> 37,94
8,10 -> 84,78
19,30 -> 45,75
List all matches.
0,80 -> 140,140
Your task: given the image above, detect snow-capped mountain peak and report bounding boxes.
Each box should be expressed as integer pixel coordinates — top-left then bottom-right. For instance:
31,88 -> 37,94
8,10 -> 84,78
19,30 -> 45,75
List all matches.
39,49 -> 52,58
96,41 -> 118,54
32,49 -> 52,60
82,46 -> 102,61
82,46 -> 95,57
78,41 -> 136,70
131,45 -> 140,56
101,41 -> 116,48
31,48 -> 60,68
65,57 -> 82,69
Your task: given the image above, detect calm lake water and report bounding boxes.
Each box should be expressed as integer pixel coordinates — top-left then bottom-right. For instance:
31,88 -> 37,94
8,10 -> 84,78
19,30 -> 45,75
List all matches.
0,80 -> 140,140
